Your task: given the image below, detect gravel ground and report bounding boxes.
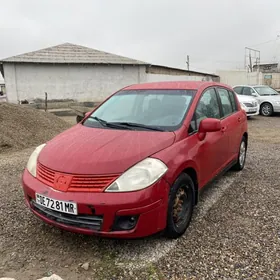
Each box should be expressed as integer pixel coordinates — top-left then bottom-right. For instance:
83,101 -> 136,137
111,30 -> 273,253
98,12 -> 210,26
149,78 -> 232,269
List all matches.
0,103 -> 71,153
0,115 -> 280,280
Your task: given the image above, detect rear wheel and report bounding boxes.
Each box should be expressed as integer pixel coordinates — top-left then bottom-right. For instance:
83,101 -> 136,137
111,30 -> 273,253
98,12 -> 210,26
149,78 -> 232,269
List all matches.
165,173 -> 194,239
260,103 -> 273,116
232,136 -> 247,171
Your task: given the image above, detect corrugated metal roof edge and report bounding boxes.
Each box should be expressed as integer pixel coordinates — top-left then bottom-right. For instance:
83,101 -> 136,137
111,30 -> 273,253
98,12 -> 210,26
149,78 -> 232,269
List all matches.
149,64 -> 219,77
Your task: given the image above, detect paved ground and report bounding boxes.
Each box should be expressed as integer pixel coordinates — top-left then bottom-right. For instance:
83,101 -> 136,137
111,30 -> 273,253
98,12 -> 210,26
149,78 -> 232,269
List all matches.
0,115 -> 280,280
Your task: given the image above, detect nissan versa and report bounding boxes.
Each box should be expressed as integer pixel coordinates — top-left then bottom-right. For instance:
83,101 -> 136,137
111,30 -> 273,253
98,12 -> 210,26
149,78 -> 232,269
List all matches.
22,81 -> 248,239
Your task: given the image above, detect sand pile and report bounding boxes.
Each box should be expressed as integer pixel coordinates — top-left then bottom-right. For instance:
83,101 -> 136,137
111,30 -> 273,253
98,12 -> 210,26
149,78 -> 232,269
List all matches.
0,103 -> 71,153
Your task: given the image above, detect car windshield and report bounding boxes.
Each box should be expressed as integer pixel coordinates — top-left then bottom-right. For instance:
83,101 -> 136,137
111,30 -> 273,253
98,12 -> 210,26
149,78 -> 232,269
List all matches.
253,86 -> 279,96
83,89 -> 196,131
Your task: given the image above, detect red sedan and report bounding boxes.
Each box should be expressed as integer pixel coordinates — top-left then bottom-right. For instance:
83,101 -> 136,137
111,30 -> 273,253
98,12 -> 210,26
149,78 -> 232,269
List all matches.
22,81 -> 248,239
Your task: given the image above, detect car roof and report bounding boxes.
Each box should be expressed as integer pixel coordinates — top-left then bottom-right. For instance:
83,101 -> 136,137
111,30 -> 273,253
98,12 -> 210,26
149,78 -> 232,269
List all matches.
233,85 -> 252,87
233,85 -> 268,88
123,81 -> 229,91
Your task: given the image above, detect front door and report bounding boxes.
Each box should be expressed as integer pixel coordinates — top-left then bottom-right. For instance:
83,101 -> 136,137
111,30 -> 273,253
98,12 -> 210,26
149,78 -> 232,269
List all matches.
188,87 -> 229,188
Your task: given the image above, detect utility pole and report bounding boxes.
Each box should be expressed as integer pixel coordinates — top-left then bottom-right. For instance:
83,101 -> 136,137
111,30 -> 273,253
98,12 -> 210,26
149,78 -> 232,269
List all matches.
249,53 -> 252,72
186,55 -> 190,71
245,47 -> 260,72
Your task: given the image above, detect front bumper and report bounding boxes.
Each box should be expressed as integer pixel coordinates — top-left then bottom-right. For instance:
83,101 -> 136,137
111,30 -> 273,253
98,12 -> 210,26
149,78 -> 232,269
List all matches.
244,105 -> 259,116
22,169 -> 170,238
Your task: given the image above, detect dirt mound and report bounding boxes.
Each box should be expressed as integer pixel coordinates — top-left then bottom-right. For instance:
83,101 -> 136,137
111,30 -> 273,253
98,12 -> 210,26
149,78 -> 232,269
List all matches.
0,103 -> 72,153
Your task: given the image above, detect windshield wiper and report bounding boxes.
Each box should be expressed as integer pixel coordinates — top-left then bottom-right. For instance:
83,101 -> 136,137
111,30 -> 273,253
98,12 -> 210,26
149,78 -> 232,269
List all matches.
87,116 -> 133,130
88,116 -> 107,126
112,122 -> 166,131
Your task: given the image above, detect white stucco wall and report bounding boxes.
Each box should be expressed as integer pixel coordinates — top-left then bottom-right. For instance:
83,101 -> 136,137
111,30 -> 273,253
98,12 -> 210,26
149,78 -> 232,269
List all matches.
3,63 -> 217,103
0,73 -> 4,83
3,63 -> 147,103
217,70 -> 262,87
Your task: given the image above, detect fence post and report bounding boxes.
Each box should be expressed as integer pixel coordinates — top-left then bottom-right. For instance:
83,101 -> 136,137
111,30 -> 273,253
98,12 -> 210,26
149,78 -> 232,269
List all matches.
45,92 -> 48,112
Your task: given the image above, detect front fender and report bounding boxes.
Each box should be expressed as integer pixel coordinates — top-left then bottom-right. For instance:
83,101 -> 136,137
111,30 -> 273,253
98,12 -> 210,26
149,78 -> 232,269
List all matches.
151,139 -> 200,187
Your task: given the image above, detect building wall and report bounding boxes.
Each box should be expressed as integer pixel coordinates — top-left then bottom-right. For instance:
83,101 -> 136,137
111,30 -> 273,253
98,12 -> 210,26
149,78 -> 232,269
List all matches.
3,62 -> 219,103
263,73 -> 280,89
146,65 -> 218,82
217,70 -> 262,87
146,73 -> 209,83
3,63 -> 147,103
217,69 -> 280,90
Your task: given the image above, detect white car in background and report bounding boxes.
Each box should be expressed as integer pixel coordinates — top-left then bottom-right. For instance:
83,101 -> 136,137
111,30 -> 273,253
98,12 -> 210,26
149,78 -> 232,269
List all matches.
234,92 -> 259,117
233,85 -> 280,116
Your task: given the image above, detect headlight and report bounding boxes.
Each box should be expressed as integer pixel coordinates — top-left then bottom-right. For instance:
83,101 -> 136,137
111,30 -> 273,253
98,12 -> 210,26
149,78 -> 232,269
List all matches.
105,158 -> 168,192
240,102 -> 247,110
26,144 -> 46,177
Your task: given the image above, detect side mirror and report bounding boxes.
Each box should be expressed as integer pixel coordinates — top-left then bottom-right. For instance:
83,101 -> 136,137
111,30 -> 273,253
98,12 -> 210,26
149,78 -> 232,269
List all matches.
84,111 -> 91,118
198,118 -> 221,141
251,92 -> 258,97
76,111 -> 91,124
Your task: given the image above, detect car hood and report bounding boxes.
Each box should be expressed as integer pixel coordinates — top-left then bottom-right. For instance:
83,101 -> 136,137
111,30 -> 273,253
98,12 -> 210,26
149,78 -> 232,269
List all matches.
236,94 -> 257,103
38,124 -> 175,174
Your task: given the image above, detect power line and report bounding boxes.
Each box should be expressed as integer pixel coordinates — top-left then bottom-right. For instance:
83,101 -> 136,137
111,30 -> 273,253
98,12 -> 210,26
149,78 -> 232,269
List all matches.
248,36 -> 280,48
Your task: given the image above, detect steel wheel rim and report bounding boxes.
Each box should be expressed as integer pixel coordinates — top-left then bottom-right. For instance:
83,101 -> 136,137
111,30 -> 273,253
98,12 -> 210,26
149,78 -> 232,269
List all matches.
172,186 -> 191,228
262,104 -> 272,116
239,141 -> 246,166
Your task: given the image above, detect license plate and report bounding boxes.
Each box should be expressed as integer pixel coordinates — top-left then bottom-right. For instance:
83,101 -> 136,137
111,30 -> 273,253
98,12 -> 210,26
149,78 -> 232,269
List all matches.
35,193 -> 78,215
249,108 -> 257,112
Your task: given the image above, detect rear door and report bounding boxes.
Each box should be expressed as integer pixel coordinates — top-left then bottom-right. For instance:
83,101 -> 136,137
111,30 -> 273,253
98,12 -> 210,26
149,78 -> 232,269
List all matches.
216,87 -> 244,162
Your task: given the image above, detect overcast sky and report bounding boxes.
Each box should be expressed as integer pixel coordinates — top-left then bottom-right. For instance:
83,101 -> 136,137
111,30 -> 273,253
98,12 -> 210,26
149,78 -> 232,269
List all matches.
1,0 -> 280,75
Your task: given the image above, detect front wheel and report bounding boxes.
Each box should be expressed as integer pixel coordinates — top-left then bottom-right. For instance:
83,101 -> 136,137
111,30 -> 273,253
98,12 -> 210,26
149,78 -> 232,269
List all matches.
260,103 -> 273,116
165,173 -> 194,239
232,136 -> 247,171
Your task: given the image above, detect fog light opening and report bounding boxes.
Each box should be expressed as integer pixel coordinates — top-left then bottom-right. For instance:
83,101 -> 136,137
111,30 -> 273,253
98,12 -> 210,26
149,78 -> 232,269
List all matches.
113,215 -> 139,231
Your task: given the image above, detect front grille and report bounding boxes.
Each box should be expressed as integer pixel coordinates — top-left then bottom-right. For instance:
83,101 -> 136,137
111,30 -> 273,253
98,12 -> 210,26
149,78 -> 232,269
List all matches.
68,174 -> 119,192
37,163 -> 119,192
37,163 -> 55,186
31,200 -> 103,231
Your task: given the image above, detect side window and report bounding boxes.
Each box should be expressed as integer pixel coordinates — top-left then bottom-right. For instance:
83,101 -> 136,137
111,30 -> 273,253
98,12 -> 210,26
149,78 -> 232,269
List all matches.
189,88 -> 221,133
228,90 -> 238,112
233,87 -> 243,95
243,87 -> 254,96
217,88 -> 234,117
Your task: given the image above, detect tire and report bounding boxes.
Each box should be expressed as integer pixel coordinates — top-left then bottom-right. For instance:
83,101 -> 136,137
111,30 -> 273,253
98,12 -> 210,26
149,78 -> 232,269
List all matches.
232,136 -> 247,171
165,173 -> 195,239
260,102 -> 273,116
